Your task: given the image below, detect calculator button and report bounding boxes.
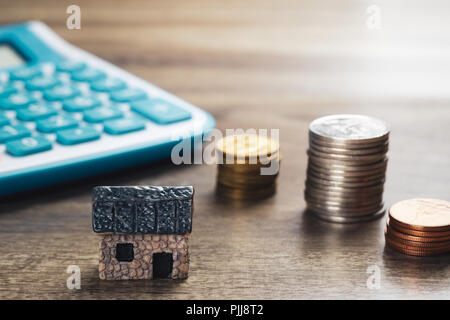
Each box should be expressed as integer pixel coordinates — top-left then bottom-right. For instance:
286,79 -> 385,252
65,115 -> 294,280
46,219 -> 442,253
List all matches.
0,93 -> 37,110
57,126 -> 101,145
90,78 -> 127,92
103,116 -> 146,135
0,124 -> 31,143
0,113 -> 10,126
83,106 -> 123,123
131,99 -> 191,124
9,65 -> 42,81
71,68 -> 106,82
36,115 -> 78,133
109,88 -> 147,103
43,85 -> 81,101
56,61 -> 86,73
6,135 -> 52,156
25,76 -> 61,91
63,95 -> 102,112
0,83 -> 17,98
16,103 -> 58,121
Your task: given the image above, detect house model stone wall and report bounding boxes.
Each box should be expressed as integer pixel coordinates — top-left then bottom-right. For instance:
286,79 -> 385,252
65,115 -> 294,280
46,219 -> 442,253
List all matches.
92,186 -> 193,280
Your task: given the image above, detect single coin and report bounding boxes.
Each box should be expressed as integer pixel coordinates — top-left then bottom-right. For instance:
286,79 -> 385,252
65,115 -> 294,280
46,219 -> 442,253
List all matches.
305,180 -> 384,194
389,199 -> 450,231
304,191 -> 383,207
307,152 -> 386,168
306,202 -> 384,217
309,143 -> 388,157
216,134 -> 279,161
217,176 -> 276,188
217,170 -> 278,183
307,148 -> 387,163
307,151 -> 387,167
217,188 -> 276,201
307,162 -> 387,177
385,242 -> 449,257
305,180 -> 385,194
385,237 -> 450,256
305,189 -> 383,204
307,168 -> 385,183
305,191 -> 383,205
306,176 -> 385,189
306,201 -> 384,216
385,230 -> 450,249
307,169 -> 385,185
219,151 -> 281,166
217,174 -> 277,188
219,159 -> 280,174
308,157 -> 388,172
309,135 -> 388,149
216,183 -> 276,200
309,130 -> 389,147
305,186 -> 384,203
309,138 -> 389,155
309,114 -> 390,144
308,208 -> 385,223
218,164 -> 280,173
387,218 -> 450,238
306,175 -> 385,188
385,224 -> 450,243
305,193 -> 382,209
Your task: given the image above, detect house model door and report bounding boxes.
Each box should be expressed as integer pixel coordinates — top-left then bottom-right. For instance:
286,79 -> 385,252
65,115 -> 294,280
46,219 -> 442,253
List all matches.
153,252 -> 173,279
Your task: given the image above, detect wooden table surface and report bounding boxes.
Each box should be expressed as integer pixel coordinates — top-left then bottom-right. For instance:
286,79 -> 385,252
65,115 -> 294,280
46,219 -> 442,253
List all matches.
0,0 -> 449,299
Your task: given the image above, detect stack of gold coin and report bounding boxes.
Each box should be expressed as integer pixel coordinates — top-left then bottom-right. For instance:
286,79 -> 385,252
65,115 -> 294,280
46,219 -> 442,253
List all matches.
304,114 -> 390,223
216,133 -> 280,200
385,198 -> 450,256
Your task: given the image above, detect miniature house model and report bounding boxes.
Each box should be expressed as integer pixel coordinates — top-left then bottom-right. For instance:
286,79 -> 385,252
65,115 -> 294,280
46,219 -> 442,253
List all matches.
92,186 -> 193,280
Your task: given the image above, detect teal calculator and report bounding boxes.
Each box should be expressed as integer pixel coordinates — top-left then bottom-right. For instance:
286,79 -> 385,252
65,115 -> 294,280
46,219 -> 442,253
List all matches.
0,21 -> 215,197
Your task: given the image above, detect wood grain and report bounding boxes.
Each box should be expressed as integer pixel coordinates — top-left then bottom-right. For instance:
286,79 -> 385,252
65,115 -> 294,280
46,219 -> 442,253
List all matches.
0,0 -> 449,299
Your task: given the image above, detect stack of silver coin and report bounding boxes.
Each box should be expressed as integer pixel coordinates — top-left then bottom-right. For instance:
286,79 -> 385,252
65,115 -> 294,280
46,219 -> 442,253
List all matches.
304,114 -> 390,223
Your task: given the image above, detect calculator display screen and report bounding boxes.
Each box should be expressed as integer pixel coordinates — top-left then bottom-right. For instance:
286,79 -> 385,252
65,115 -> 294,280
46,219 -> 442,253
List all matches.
0,44 -> 26,69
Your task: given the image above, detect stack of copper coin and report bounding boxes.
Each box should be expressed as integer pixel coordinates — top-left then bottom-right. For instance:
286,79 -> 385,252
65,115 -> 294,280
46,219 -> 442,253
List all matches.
216,133 -> 280,200
304,114 -> 390,223
385,198 -> 450,256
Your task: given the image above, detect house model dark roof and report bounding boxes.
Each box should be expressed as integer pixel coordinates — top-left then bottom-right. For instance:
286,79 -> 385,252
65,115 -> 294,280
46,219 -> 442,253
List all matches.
92,186 -> 193,235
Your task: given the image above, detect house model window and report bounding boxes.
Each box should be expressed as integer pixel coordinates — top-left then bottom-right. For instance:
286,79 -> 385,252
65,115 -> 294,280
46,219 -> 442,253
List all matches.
93,186 -> 193,280
115,243 -> 134,262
